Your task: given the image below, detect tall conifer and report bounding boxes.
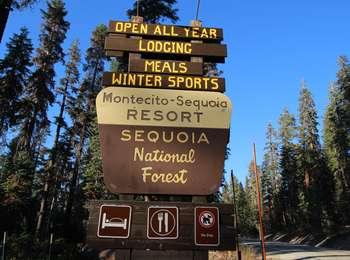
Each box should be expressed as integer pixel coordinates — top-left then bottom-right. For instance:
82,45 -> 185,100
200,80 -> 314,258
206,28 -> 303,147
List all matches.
278,108 -> 299,228
297,82 -> 333,230
261,123 -> 280,231
17,0 -> 69,153
0,28 -> 33,143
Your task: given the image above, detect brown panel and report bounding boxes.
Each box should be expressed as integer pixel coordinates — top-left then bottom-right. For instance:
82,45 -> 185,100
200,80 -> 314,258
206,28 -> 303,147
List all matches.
98,125 -> 229,195
129,59 -> 203,75
86,201 -> 236,251
104,37 -> 227,59
109,21 -> 223,42
102,72 -> 224,92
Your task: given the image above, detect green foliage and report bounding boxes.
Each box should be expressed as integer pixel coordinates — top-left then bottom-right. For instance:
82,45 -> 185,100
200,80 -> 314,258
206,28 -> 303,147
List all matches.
324,57 -> 350,225
261,123 -> 281,232
127,0 -> 179,23
222,173 -> 258,236
0,27 -> 33,140
11,0 -> 38,10
17,0 -> 69,153
278,109 -> 299,229
296,83 -> 324,230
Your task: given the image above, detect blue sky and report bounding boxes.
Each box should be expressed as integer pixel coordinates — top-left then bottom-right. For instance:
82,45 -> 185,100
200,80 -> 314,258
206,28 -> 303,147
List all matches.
1,0 -> 349,184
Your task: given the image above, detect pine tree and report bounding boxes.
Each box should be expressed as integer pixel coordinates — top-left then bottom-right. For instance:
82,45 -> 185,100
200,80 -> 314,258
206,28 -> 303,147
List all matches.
127,0 -> 179,23
17,0 -> 69,153
1,1 -> 70,253
335,56 -> 350,193
278,108 -> 299,229
261,123 -> 280,232
222,174 -> 257,236
244,161 -> 260,235
65,25 -> 108,236
0,27 -> 33,143
0,137 -> 36,257
36,40 -> 81,236
297,82 -> 334,231
324,57 -> 350,224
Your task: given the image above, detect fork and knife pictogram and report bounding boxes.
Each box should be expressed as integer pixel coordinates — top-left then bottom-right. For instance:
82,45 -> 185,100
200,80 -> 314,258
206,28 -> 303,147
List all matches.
157,212 -> 169,233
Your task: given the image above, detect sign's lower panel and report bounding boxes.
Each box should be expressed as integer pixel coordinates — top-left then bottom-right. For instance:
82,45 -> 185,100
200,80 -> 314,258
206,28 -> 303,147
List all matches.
86,201 -> 236,251
99,125 -> 229,195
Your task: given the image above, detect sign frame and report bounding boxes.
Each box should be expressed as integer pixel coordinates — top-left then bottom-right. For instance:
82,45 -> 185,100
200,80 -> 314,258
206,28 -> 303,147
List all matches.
108,21 -> 224,42
104,36 -> 227,60
194,206 -> 220,246
102,72 -> 225,92
128,59 -> 203,76
147,206 -> 179,240
97,204 -> 132,239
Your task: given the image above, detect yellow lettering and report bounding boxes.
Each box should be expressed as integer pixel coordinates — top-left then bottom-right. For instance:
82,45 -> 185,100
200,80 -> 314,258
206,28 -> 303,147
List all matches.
155,61 -> 161,72
184,43 -> 192,54
115,22 -> 123,33
138,40 -> 147,51
184,28 -> 190,37
192,28 -> 199,38
144,60 -> 154,72
141,167 -> 188,184
135,130 -> 144,142
163,41 -> 171,52
163,62 -> 171,73
131,23 -> 138,33
145,75 -> 153,86
142,167 -> 152,183
168,76 -> 176,87
121,129 -> 131,141
179,62 -> 188,73
211,78 -> 219,90
171,26 -> 179,36
154,25 -> 162,35
198,133 -> 210,144
200,28 -> 209,38
210,28 -> 217,39
125,22 -> 132,30
112,73 -> 121,85
154,75 -> 162,87
140,24 -> 148,34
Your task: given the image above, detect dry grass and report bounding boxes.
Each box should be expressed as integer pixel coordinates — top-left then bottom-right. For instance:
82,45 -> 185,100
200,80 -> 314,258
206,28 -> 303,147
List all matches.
209,245 -> 258,260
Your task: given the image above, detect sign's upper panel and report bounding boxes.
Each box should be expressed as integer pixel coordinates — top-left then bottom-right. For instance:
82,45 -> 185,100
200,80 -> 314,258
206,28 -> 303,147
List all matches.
109,21 -> 223,42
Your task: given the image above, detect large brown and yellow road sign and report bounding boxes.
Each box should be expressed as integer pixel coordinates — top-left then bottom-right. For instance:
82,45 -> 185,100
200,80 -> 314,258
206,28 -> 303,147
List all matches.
96,87 -> 232,195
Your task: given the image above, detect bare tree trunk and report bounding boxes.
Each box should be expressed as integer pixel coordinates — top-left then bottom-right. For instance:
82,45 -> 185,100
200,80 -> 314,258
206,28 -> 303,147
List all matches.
64,123 -> 86,237
0,0 -> 12,42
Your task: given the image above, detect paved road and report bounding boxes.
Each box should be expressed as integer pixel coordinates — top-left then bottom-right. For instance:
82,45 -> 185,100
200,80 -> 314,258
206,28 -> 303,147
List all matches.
243,241 -> 350,260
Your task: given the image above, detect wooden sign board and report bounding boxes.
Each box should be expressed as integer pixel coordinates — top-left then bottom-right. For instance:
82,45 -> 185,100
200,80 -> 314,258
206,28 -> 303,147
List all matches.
102,72 -> 225,92
105,36 -> 227,61
129,59 -> 203,76
109,21 -> 223,42
86,201 -> 236,251
96,87 -> 232,195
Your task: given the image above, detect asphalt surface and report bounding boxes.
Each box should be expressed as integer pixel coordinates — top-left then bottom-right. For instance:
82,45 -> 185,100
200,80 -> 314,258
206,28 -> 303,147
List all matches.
243,241 -> 350,260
